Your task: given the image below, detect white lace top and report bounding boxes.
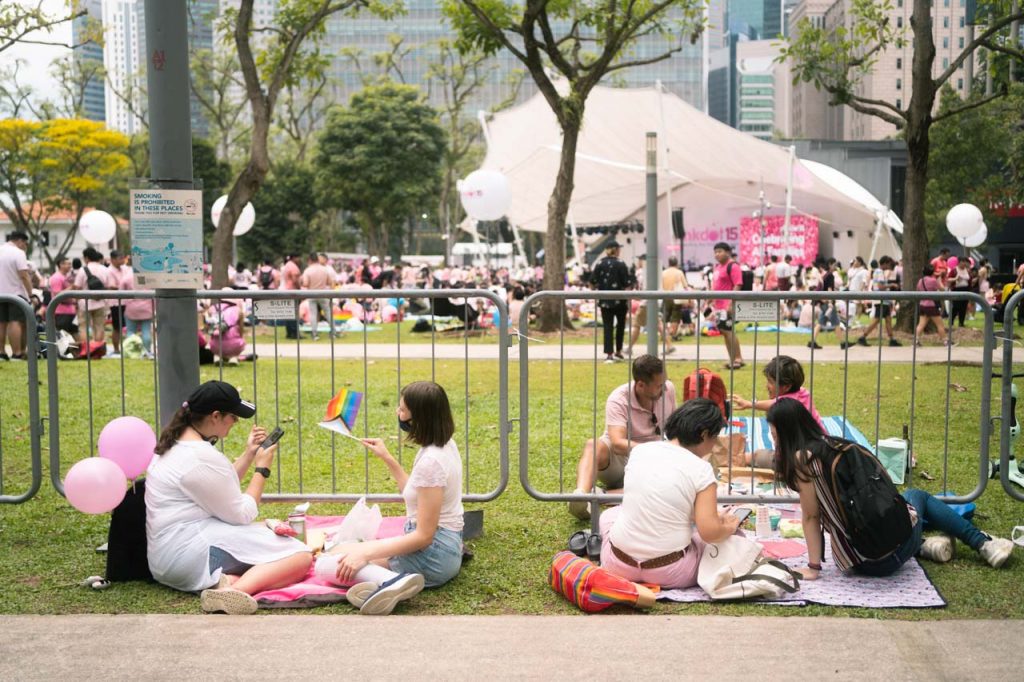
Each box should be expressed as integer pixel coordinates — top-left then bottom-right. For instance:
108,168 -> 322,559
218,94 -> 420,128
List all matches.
402,440 -> 464,532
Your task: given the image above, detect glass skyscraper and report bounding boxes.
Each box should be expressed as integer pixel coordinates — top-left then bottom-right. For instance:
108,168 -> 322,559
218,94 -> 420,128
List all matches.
73,0 -> 106,122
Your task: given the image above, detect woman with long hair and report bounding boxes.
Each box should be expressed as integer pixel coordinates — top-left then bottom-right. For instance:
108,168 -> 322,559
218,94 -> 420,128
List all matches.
766,399 -> 1013,579
146,381 -> 312,615
326,381 -> 465,615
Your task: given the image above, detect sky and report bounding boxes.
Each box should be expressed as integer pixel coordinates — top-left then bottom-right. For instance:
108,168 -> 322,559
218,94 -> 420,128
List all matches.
1,0 -> 76,103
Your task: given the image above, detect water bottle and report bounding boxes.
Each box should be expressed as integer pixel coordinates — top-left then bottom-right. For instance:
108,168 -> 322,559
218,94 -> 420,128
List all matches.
755,505 -> 771,538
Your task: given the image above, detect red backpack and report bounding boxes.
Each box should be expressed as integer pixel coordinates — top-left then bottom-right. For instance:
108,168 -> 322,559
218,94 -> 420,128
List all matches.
683,367 -> 728,418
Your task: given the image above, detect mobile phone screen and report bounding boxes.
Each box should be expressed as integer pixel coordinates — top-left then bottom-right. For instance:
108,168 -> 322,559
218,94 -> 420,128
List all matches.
260,427 -> 284,449
731,507 -> 752,524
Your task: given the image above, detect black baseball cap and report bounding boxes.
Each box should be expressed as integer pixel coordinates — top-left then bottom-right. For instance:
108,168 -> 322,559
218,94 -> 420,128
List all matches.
606,240 -> 622,249
183,381 -> 256,418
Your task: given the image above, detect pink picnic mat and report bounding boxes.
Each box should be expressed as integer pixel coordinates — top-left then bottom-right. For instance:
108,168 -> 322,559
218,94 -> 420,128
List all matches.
254,515 -> 406,609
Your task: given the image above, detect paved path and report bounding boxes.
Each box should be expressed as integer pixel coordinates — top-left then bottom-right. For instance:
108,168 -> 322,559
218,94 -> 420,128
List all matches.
254,340 -> 989,365
1,615 -> 1019,680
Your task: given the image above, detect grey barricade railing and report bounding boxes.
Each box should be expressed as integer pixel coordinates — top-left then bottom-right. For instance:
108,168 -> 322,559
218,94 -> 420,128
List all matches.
0,294 -> 42,503
519,289 -> 996,530
998,288 -> 1024,502
45,288 -> 509,503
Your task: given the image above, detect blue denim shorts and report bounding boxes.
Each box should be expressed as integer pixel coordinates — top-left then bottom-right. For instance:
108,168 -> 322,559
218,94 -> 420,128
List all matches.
209,546 -> 253,576
389,521 -> 463,588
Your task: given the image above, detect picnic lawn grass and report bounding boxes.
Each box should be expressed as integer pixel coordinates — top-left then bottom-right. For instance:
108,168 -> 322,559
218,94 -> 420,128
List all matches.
0,355 -> 1020,618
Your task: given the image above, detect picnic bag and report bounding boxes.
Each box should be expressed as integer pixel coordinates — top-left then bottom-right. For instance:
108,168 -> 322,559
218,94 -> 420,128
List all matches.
259,267 -> 274,289
549,551 -> 656,613
697,534 -> 801,600
105,479 -> 153,582
823,439 -> 913,560
727,262 -> 755,292
683,367 -> 728,418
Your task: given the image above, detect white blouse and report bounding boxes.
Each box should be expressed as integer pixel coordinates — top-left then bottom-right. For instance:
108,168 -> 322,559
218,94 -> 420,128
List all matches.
145,440 -> 306,592
402,440 -> 465,533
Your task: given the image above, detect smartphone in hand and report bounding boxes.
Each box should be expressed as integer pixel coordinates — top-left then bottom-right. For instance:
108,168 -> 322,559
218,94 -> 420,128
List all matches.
260,426 -> 285,450
730,507 -> 753,524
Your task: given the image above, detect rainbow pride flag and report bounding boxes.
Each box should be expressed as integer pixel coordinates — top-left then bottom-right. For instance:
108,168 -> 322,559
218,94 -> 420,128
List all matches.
318,388 -> 363,439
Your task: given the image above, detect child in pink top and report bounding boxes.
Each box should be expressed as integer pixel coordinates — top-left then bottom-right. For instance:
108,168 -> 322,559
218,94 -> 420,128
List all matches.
730,355 -> 824,466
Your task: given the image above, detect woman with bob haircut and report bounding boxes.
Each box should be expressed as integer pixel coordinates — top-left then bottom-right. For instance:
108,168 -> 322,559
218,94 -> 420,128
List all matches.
766,398 -> 1014,580
146,380 -> 312,615
598,398 -> 744,589
327,380 -> 465,615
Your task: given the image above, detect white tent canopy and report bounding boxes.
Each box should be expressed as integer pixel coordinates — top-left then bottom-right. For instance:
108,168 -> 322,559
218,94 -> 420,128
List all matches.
472,84 -> 896,265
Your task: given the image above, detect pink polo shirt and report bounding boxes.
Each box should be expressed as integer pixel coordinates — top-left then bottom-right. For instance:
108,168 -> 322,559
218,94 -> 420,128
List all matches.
603,380 -> 678,443
777,388 -> 825,432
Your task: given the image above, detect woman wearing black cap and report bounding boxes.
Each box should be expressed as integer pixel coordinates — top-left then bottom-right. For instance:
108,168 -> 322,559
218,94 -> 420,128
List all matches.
145,380 -> 312,615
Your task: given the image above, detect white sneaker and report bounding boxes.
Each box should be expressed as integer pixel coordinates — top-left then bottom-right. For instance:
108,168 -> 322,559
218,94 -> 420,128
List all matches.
979,537 -> 1014,568
358,573 -> 424,615
919,535 -> 954,563
344,581 -> 378,608
200,588 -> 258,615
106,352 -> 121,359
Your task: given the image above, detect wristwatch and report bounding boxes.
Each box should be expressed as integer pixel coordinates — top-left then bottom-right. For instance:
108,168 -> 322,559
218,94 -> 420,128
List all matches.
254,467 -> 271,479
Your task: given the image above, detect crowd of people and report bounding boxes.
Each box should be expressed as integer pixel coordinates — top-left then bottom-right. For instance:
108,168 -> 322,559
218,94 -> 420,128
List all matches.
0,233 -> 1014,365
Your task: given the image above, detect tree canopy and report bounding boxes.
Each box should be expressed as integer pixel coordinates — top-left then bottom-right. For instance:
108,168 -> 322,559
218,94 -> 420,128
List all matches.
314,82 -> 447,259
0,118 -> 130,268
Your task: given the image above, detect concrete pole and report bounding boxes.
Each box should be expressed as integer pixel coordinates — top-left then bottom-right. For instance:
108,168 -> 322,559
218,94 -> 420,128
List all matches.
145,0 -> 200,427
645,132 -> 659,356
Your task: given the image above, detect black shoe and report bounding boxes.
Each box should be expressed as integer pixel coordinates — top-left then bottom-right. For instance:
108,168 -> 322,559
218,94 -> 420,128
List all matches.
888,338 -> 902,347
0,353 -> 8,361
614,352 -> 625,360
855,337 -> 869,347
807,341 -> 823,350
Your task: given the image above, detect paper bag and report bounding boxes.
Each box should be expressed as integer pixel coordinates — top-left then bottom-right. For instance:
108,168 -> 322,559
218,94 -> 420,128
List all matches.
707,433 -> 747,469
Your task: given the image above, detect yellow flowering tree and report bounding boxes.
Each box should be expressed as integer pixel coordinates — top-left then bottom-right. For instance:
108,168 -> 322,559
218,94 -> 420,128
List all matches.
0,118 -> 130,268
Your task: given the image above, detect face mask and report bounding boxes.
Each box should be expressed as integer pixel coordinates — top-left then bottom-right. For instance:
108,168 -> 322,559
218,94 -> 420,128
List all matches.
399,418 -> 413,433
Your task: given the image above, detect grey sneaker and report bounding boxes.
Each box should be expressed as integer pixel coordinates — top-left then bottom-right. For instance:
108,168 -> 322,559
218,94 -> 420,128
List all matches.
358,573 -> 425,615
200,588 -> 258,615
919,535 -> 954,563
979,537 -> 1014,568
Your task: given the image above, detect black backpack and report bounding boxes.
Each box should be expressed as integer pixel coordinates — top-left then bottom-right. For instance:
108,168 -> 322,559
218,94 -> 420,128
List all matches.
727,262 -> 755,291
105,479 -> 153,582
83,265 -> 107,291
259,267 -> 274,289
822,439 -> 913,561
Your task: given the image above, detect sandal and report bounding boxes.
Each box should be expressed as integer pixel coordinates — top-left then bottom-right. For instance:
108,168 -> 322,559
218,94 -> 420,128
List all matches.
568,530 -> 589,558
722,362 -> 745,370
586,532 -> 602,563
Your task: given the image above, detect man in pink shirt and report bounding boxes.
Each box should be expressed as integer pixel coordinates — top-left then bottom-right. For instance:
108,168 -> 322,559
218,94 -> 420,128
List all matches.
280,253 -> 302,339
301,252 -> 335,340
712,242 -> 744,369
569,354 -> 677,519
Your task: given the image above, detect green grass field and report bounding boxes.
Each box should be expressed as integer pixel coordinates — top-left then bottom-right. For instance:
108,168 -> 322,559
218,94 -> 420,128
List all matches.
0,354 -> 1021,618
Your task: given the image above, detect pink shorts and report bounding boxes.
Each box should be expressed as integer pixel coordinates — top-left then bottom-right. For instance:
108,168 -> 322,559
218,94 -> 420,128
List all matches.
598,505 -> 705,589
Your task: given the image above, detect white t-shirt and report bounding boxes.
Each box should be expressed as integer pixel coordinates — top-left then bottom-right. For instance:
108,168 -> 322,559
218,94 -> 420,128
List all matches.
848,266 -> 868,292
607,440 -> 717,561
0,242 -> 29,298
775,262 -> 791,280
403,440 -> 464,532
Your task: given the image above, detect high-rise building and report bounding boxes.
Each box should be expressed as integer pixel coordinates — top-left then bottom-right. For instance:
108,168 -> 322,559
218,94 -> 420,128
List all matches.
72,0 -> 105,122
319,1 -> 706,113
729,0 -> 783,39
736,40 -> 791,139
104,0 -> 216,136
789,0 -> 980,140
103,0 -> 146,134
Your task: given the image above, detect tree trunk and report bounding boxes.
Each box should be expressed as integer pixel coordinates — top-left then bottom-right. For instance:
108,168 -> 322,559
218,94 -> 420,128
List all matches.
537,121 -> 580,332
897,0 -> 937,331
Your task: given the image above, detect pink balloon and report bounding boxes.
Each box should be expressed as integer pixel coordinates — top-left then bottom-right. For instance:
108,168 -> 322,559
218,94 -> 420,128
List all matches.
98,416 -> 157,479
64,457 -> 127,514
947,256 -> 959,270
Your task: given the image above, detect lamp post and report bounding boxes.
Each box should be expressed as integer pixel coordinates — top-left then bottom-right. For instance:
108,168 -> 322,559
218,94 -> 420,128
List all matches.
645,133 -> 659,356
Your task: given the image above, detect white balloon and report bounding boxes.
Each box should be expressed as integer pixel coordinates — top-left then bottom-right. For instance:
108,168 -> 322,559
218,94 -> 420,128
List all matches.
79,210 -> 116,244
459,169 -> 511,221
958,223 -> 987,248
945,203 -> 984,239
210,194 -> 256,236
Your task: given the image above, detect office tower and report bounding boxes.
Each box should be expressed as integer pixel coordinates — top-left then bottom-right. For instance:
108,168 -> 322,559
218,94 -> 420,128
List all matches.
72,0 -> 106,122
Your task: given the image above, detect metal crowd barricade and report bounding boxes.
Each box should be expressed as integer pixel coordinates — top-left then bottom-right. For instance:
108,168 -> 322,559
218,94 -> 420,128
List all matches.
518,289 -> 997,531
998,289 -> 1024,502
0,295 -> 42,503
46,288 -> 509,503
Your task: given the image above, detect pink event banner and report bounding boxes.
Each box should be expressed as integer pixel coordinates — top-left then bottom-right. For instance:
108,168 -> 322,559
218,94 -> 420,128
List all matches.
739,215 -> 819,267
